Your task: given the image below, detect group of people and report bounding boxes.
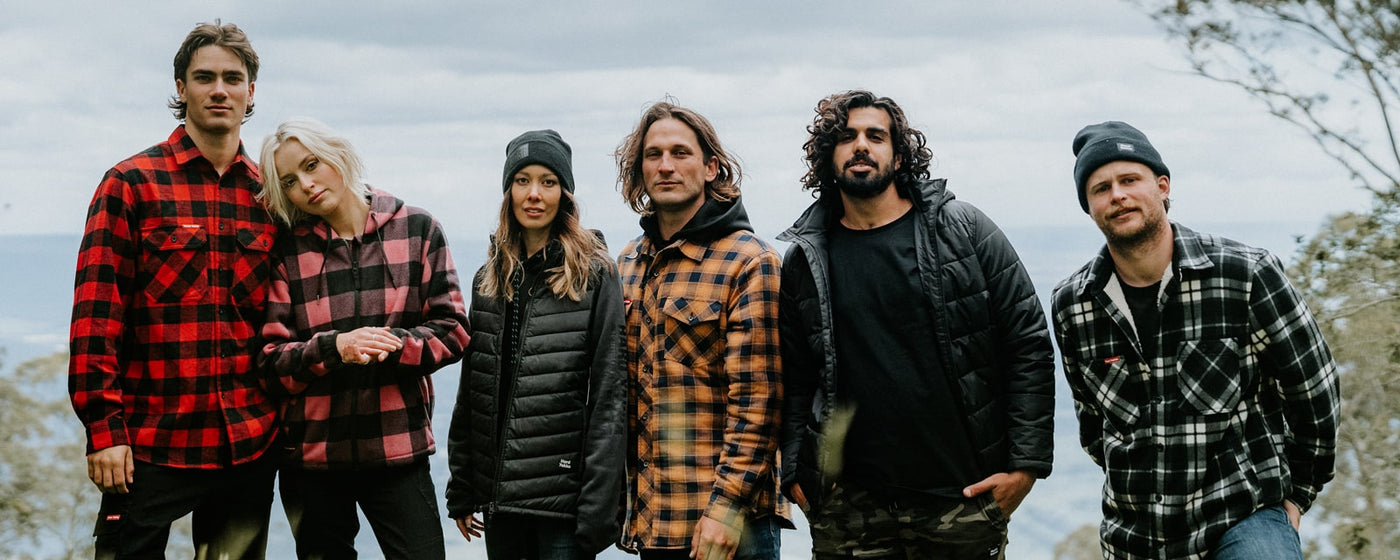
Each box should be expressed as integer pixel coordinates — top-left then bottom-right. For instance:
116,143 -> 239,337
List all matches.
67,20 -> 1340,560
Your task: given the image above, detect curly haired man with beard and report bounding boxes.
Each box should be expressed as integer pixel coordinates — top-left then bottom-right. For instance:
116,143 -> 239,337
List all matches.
778,90 -> 1056,559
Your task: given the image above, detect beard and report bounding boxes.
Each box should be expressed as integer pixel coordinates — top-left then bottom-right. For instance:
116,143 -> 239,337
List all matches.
834,156 -> 896,199
1100,205 -> 1168,252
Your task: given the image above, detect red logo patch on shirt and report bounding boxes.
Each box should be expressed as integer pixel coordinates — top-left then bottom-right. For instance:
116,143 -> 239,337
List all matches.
623,298 -> 632,313
1104,355 -> 1122,364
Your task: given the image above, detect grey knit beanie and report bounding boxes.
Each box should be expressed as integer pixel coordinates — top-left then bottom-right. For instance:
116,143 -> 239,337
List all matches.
502,129 -> 574,193
1071,121 -> 1169,213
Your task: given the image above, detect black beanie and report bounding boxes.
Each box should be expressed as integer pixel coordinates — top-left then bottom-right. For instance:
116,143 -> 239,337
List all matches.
502,129 -> 574,194
1071,121 -> 1169,213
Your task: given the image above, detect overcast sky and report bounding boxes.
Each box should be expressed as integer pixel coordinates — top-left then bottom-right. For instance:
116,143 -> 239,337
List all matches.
0,0 -> 1372,248
0,3 -> 1375,557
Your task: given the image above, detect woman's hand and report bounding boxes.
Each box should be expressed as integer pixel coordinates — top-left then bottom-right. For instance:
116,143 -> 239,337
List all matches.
335,326 -> 403,365
455,514 -> 485,541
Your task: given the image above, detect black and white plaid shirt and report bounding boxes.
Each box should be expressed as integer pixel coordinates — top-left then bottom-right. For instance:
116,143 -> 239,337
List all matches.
1051,223 -> 1339,559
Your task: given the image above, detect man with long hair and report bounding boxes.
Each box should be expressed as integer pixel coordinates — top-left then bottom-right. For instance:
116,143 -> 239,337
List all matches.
778,90 -> 1054,558
1052,121 -> 1339,559
69,20 -> 279,557
615,101 -> 789,560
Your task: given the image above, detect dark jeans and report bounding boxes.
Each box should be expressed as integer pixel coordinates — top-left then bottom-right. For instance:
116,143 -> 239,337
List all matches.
807,483 -> 1007,559
279,459 -> 445,560
485,512 -> 592,560
638,515 -> 782,560
93,457 -> 276,560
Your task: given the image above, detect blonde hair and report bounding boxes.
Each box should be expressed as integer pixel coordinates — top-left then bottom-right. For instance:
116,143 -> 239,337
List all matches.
478,189 -> 609,302
258,118 -> 370,226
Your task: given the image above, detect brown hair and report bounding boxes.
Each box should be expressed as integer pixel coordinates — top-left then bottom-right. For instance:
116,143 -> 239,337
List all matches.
478,188 -> 609,302
168,19 -> 259,122
614,100 -> 741,215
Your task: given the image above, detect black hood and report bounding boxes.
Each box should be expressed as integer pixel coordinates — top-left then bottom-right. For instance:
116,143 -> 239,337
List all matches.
641,196 -> 752,246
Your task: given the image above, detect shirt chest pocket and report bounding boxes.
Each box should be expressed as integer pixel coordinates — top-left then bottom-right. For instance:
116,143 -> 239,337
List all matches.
139,224 -> 208,304
231,226 -> 276,310
1176,338 -> 1249,416
660,296 -> 724,365
1087,357 -> 1141,436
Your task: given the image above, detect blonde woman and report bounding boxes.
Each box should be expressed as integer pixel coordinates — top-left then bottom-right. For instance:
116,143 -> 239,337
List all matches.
256,118 -> 469,559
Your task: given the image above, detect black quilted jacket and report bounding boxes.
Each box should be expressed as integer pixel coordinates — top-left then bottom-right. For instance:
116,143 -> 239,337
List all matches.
446,248 -> 626,554
777,179 -> 1055,505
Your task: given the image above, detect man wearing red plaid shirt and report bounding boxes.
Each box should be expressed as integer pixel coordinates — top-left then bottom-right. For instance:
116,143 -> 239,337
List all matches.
68,21 -> 279,558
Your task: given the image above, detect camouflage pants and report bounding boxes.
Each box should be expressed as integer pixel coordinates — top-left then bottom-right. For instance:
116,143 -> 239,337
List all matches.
806,484 -> 1008,559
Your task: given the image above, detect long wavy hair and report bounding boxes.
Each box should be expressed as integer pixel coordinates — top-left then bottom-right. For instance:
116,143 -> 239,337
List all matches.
801,90 -> 933,199
478,188 -> 609,302
615,100 -> 742,215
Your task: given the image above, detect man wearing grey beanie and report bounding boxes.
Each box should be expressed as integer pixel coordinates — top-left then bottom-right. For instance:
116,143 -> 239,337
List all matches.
1051,121 -> 1340,559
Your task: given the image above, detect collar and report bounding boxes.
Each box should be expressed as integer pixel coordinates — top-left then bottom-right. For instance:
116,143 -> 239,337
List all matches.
1077,222 -> 1214,299
167,125 -> 259,182
1103,265 -> 1174,336
625,233 -> 710,265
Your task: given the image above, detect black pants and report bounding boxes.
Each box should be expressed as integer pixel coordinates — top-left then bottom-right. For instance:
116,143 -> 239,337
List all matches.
94,457 -> 276,560
279,459 -> 445,560
485,512 -> 592,560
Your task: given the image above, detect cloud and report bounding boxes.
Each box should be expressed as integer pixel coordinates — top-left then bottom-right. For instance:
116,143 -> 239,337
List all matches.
0,0 -> 1373,239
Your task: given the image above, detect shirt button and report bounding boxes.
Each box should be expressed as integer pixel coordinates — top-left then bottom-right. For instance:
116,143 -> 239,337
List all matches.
638,460 -> 648,469
218,223 -> 225,231
1154,494 -> 1163,503
1151,396 -> 1163,404
643,315 -> 652,325
640,412 -> 649,422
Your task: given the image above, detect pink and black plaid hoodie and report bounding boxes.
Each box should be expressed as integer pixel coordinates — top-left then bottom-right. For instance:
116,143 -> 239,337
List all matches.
259,188 -> 469,469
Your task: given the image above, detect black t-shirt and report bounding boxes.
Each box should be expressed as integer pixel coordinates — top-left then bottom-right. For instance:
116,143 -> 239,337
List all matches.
1121,280 -> 1162,360
827,208 -> 979,499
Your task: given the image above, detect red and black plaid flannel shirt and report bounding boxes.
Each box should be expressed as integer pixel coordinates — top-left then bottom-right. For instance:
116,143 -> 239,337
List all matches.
258,189 -> 469,469
69,126 -> 279,468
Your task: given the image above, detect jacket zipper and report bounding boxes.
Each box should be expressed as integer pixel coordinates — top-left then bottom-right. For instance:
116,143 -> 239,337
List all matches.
794,236 -> 839,491
348,238 -> 362,466
490,273 -> 537,514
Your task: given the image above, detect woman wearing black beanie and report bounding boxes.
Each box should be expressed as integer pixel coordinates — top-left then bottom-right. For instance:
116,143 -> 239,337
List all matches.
447,130 -> 627,559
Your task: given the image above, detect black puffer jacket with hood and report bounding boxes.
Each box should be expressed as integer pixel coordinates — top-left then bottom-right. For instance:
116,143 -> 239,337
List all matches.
777,179 -> 1055,508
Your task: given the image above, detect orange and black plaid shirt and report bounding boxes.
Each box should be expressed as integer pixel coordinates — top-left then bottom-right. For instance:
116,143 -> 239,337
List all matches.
618,227 -> 787,550
69,126 -> 279,468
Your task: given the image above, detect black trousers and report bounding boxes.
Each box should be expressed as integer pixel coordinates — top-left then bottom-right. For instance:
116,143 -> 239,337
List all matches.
94,456 -> 276,560
279,459 -> 445,560
485,512 -> 592,560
